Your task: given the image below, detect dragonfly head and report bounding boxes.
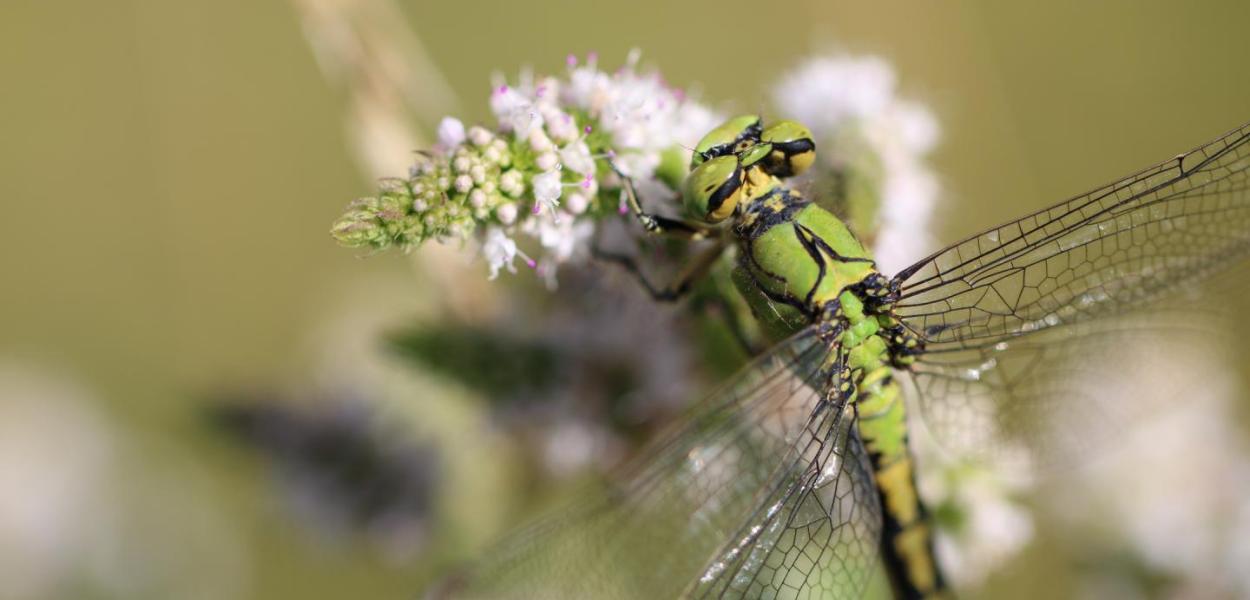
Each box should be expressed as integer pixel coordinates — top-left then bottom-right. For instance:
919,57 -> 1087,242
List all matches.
690,114 -> 763,169
683,116 -> 818,222
684,154 -> 744,223
759,120 -> 816,178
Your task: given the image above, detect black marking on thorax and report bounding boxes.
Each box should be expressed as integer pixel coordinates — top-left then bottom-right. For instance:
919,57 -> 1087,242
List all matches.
733,187 -> 809,241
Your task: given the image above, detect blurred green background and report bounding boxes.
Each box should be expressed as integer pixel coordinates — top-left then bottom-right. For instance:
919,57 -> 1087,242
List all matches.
3,1 -> 1250,598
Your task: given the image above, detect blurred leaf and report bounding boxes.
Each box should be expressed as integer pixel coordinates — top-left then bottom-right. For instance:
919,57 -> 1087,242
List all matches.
208,394 -> 440,533
387,323 -> 559,397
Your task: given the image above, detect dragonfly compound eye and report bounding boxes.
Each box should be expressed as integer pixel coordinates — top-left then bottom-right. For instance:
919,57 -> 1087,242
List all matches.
760,120 -> 816,178
690,114 -> 763,169
684,155 -> 744,223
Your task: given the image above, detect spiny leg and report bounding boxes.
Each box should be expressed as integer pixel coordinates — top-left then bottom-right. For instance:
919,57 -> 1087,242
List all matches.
609,160 -> 716,241
599,162 -> 765,350
700,291 -> 767,357
594,239 -> 764,356
592,238 -> 726,302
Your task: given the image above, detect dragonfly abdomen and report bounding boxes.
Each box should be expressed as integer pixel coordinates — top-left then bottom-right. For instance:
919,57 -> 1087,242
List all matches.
839,291 -> 947,600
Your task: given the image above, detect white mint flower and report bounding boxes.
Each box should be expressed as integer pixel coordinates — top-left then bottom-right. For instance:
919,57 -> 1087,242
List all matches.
558,140 -> 596,175
559,49 -> 723,202
912,406 -> 1035,592
613,151 -> 661,182
437,117 -> 466,148
535,152 -> 559,172
491,85 -> 543,138
496,202 -> 518,225
543,107 -> 579,142
926,463 -> 1035,590
565,192 -> 588,215
526,211 -> 593,263
467,125 -> 492,147
892,101 -> 940,154
531,170 -> 563,216
520,213 -> 595,289
667,102 -> 723,153
534,259 -> 560,291
528,128 -> 555,153
499,170 -> 525,197
563,53 -> 611,110
482,227 -> 527,279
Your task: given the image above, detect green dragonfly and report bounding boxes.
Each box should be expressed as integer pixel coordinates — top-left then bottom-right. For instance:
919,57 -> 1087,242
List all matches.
444,116 -> 1250,599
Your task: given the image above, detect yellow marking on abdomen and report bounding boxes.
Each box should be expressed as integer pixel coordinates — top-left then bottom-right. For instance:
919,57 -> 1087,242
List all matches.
874,457 -> 919,525
857,364 -> 945,598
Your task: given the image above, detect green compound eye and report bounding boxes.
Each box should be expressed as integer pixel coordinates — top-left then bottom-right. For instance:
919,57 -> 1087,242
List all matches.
738,143 -> 773,169
684,155 -> 744,223
760,120 -> 816,178
690,115 -> 762,169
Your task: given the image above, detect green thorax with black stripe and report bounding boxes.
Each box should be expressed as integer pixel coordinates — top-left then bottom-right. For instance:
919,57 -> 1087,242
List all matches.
730,185 -> 878,338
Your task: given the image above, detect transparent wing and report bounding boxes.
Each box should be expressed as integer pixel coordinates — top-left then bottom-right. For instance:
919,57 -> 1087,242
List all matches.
447,327 -> 883,600
905,307 -> 1232,466
891,121 -> 1250,465
892,121 -> 1250,350
691,404 -> 880,600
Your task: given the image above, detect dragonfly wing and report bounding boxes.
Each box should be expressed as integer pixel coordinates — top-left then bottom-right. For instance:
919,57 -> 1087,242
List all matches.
690,401 -> 881,600
892,120 -> 1250,351
903,307 -> 1231,466
891,121 -> 1250,466
450,327 -> 883,600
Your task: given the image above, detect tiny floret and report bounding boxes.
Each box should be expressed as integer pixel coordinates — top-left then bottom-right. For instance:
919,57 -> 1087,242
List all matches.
532,170 -> 563,215
437,117 -> 467,148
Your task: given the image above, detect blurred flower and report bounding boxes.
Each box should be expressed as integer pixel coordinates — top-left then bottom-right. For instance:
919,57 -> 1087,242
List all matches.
332,51 -> 723,286
772,54 -> 940,274
918,453 -> 1035,590
0,363 -> 114,599
0,362 -> 247,598
437,116 -> 467,149
526,213 -> 594,264
1049,336 -> 1250,597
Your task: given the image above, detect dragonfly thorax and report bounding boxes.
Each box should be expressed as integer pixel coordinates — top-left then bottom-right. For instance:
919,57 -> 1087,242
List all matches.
730,187 -> 881,338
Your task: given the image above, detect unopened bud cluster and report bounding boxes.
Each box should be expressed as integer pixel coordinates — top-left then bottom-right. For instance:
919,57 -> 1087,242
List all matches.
331,51 -> 720,285
330,119 -> 598,251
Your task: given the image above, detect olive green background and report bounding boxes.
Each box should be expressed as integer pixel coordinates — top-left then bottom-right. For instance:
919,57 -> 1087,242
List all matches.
3,1 -> 1249,598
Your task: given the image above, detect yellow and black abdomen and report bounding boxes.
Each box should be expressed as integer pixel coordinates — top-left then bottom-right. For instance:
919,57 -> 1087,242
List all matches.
840,296 -> 947,600
858,366 -> 948,600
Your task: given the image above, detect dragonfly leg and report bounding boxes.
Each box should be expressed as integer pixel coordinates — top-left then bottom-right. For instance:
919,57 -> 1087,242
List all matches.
600,161 -> 760,348
701,292 -> 768,356
609,160 -> 717,241
592,238 -> 727,302
593,238 -> 764,357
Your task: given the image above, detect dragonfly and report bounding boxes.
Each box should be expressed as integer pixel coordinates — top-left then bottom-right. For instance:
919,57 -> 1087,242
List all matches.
442,115 -> 1250,599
